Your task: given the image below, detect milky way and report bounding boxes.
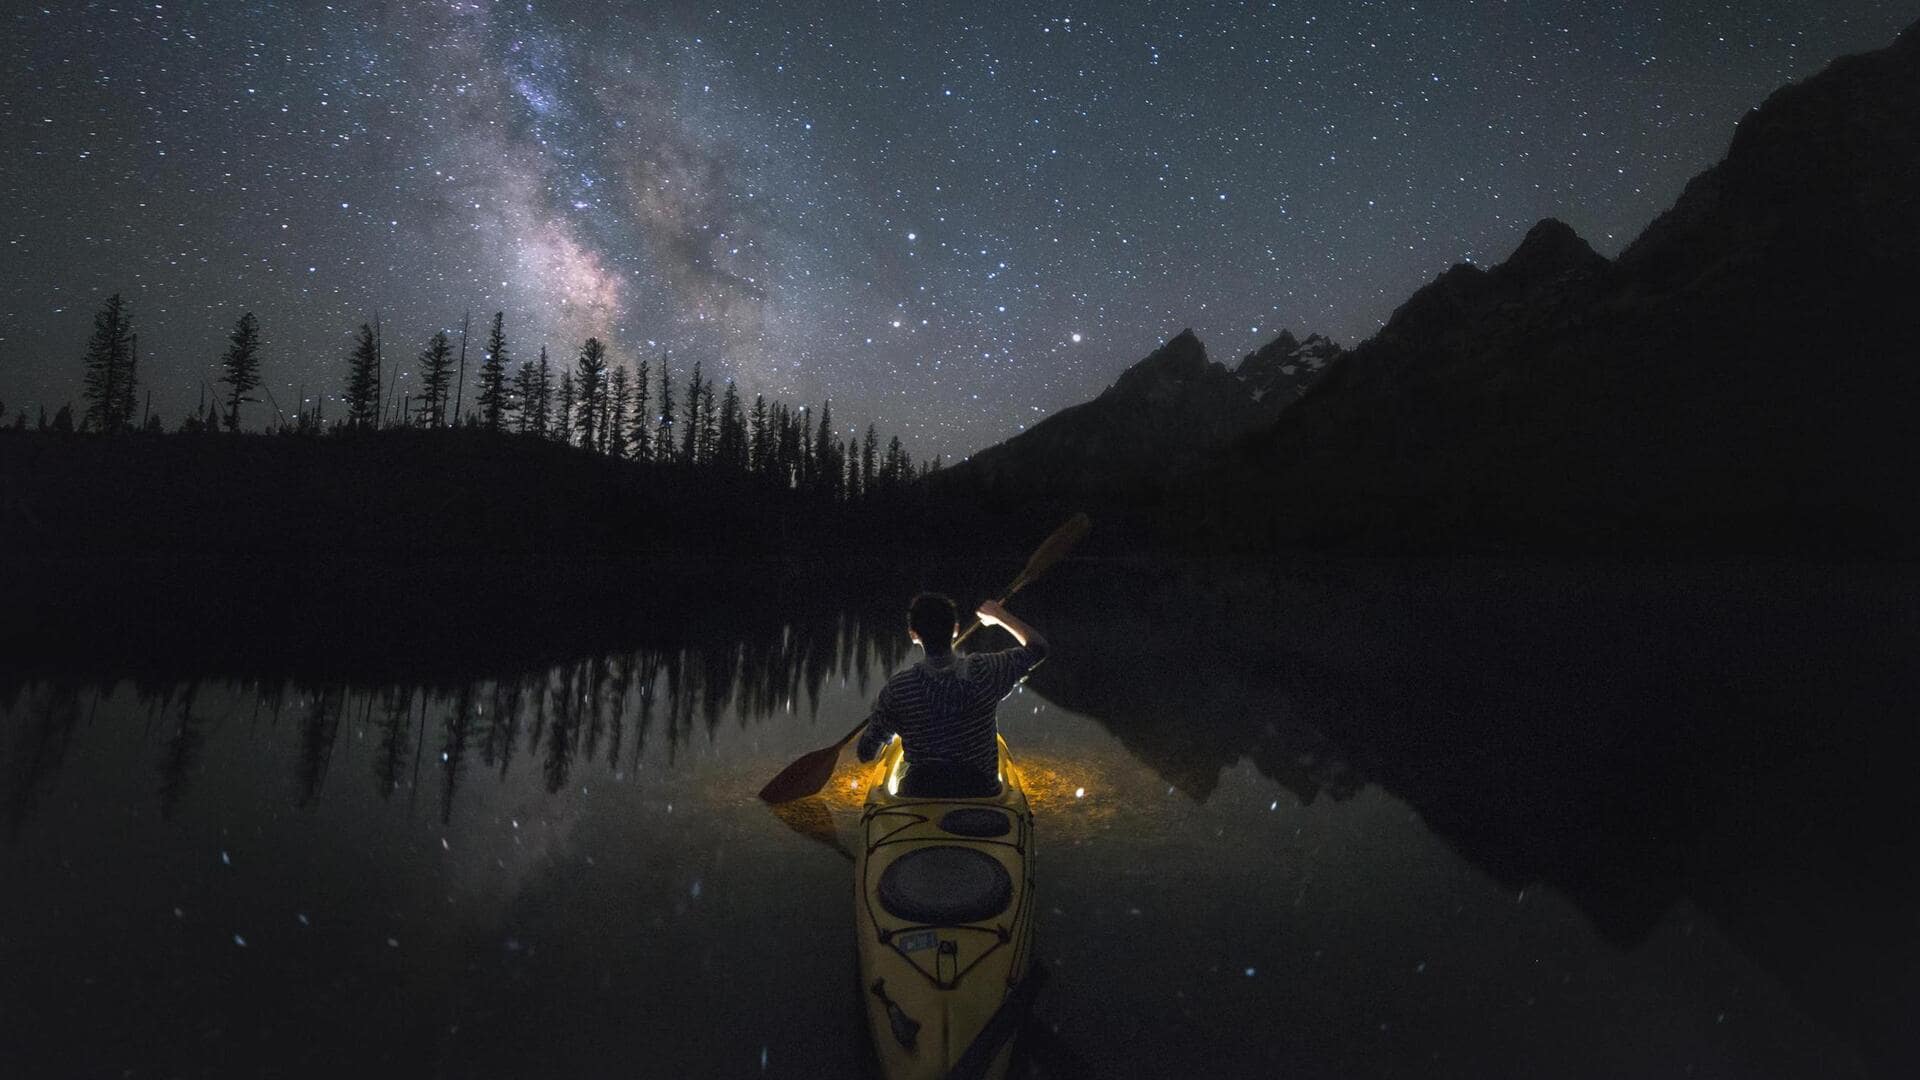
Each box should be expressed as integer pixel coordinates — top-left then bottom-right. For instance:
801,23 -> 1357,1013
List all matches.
1,2 -> 1911,458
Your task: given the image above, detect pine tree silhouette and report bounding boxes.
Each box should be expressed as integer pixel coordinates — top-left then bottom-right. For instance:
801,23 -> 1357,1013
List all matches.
699,377 -> 718,464
813,400 -> 837,499
80,294 -> 137,433
344,323 -> 381,426
218,312 -> 263,431
717,380 -> 745,471
554,370 -> 576,445
476,311 -> 512,432
510,358 -> 537,434
680,359 -> 702,464
415,329 -> 454,427
749,394 -> 769,475
862,424 -> 878,495
529,346 -> 553,436
607,365 -> 631,459
451,310 -> 471,426
655,353 -> 675,463
573,337 -> 607,450
631,357 -> 652,462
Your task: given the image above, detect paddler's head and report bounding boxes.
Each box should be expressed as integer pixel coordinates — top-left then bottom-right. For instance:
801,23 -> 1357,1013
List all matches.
906,592 -> 958,656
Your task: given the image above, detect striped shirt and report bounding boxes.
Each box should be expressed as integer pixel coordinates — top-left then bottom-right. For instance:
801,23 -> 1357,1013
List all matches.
854,641 -> 1050,778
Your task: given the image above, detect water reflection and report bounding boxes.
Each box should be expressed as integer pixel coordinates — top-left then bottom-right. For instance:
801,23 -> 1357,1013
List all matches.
1,608 -> 923,833
1,559 -> 1909,1077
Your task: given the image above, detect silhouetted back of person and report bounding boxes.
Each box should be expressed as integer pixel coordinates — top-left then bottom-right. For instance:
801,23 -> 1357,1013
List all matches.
855,593 -> 1048,796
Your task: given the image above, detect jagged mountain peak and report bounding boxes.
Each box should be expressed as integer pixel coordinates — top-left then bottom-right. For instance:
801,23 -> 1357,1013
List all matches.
1235,329 -> 1345,404
1494,218 -> 1608,286
1106,328 -> 1215,398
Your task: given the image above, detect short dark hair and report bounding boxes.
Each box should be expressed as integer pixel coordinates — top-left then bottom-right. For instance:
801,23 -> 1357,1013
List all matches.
908,592 -> 957,649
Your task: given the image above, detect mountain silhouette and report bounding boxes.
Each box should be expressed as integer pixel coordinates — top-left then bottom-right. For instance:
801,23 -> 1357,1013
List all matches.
942,21 -> 1920,557
939,326 -> 1342,504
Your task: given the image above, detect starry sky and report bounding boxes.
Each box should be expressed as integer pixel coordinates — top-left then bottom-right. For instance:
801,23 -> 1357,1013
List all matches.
2,1 -> 1913,460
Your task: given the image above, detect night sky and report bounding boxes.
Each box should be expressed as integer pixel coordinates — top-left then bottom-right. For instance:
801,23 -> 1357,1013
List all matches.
2,2 -> 1912,460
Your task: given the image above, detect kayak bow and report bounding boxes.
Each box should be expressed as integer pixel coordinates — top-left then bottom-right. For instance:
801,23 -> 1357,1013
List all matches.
856,735 -> 1037,1080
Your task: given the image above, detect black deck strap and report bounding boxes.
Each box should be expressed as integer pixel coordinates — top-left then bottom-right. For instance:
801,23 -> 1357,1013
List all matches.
943,974 -> 1040,1080
870,978 -> 921,1051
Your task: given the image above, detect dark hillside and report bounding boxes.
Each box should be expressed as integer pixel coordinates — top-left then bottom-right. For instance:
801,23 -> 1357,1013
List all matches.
0,429 -> 921,671
1194,22 -> 1920,554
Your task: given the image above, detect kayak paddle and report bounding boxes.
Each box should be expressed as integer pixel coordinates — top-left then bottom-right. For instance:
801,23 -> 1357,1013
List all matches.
756,511 -> 1090,804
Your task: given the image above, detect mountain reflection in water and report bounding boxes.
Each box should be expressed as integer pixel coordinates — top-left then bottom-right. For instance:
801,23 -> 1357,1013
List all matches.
1,558 -> 1910,1078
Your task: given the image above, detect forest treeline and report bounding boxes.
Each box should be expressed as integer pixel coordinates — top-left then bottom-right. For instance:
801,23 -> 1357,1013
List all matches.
4,293 -> 944,500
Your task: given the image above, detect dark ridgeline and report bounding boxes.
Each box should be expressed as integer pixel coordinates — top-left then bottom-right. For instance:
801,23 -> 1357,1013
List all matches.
931,21 -> 1920,560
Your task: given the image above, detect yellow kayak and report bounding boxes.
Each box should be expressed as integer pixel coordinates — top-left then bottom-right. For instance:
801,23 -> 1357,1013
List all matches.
856,735 -> 1037,1080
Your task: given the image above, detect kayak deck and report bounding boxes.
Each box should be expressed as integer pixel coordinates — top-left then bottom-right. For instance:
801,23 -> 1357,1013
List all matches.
856,735 -> 1036,1080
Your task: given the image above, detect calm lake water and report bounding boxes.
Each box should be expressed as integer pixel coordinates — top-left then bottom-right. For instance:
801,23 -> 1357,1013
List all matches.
3,558 -> 1912,1078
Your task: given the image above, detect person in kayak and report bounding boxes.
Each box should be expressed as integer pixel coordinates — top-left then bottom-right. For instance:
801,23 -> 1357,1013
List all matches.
855,593 -> 1049,797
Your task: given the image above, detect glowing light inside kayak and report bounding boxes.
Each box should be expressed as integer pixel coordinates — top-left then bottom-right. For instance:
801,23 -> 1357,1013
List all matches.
885,737 -> 906,796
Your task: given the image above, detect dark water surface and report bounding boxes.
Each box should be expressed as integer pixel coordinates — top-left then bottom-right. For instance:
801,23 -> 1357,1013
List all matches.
3,558 -> 1913,1078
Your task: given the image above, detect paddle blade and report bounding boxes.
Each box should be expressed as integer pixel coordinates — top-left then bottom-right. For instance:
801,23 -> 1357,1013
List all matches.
1021,512 -> 1091,585
758,742 -> 847,803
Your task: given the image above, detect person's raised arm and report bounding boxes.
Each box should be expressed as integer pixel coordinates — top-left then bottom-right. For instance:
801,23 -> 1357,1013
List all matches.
976,599 -> 1047,653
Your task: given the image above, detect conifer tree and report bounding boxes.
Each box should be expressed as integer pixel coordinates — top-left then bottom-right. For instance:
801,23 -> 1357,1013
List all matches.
862,424 -> 878,495
813,400 -> 837,499
529,346 -> 553,436
451,310 -> 471,425
80,293 -> 137,433
784,405 -> 806,488
476,311 -> 511,432
51,403 -> 74,432
716,380 -> 745,471
573,337 -> 607,449
343,323 -> 380,426
699,378 -> 718,464
554,371 -> 576,444
845,437 -> 860,499
796,406 -> 813,490
656,354 -> 675,463
680,360 -> 702,464
881,435 -> 905,489
416,329 -> 454,426
607,365 -> 631,459
511,359 -> 537,434
749,394 -> 769,475
631,357 -> 651,462
218,312 -> 263,431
